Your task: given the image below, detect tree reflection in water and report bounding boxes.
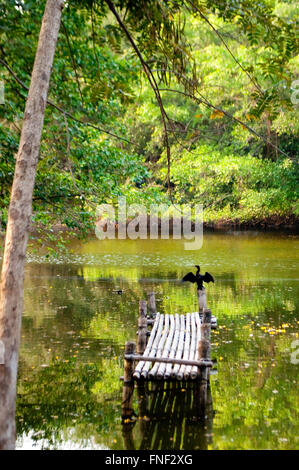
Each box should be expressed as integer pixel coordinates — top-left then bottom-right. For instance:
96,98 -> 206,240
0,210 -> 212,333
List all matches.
122,380 -> 214,450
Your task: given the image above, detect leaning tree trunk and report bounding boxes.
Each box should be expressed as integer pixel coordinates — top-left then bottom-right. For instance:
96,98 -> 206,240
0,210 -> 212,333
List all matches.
0,0 -> 64,450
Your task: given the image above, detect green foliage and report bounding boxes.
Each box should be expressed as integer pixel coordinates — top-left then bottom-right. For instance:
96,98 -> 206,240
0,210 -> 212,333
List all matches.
0,0 -> 151,234
165,144 -> 298,222
0,0 -> 298,235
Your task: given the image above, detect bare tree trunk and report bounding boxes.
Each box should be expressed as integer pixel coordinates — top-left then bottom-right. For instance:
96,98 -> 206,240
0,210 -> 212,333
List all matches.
0,0 -> 64,450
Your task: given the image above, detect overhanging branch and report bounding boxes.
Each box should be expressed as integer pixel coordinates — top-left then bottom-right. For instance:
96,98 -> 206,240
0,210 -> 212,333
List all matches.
185,0 -> 262,93
104,0 -> 173,195
0,58 -> 134,145
159,87 -> 290,159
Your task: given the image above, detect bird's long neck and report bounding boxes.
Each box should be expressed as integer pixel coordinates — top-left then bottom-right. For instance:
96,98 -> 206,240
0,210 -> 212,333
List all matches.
196,266 -> 200,276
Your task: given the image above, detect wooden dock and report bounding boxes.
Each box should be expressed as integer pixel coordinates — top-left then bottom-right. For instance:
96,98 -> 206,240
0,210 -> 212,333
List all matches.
121,290 -> 217,426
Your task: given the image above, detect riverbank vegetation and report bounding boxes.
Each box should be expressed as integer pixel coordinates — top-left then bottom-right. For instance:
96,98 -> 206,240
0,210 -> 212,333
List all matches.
0,0 -> 298,236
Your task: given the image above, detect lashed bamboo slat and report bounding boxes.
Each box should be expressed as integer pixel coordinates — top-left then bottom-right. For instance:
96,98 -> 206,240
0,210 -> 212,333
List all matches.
164,314 -> 180,379
128,354 -> 212,367
149,314 -> 170,379
171,315 -> 185,379
156,315 -> 175,379
191,312 -> 202,379
177,313 -> 191,380
140,313 -> 164,379
133,312 -> 161,380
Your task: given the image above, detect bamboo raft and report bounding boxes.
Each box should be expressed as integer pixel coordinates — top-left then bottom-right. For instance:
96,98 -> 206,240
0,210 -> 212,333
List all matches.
123,290 -> 217,383
121,290 -> 217,423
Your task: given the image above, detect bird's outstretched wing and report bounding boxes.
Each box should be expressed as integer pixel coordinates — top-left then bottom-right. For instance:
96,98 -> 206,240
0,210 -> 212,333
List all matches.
182,272 -> 197,283
202,272 -> 214,283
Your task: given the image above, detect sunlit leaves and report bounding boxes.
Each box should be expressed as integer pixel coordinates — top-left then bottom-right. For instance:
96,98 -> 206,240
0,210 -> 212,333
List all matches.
210,110 -> 224,119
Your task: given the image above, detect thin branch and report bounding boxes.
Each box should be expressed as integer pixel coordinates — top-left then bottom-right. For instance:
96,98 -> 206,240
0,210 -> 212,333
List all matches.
185,0 -> 262,93
159,87 -> 290,158
63,112 -> 83,196
61,20 -> 84,106
5,101 -> 22,133
33,193 -> 81,201
0,58 -> 134,145
90,1 -> 100,70
104,0 -> 173,196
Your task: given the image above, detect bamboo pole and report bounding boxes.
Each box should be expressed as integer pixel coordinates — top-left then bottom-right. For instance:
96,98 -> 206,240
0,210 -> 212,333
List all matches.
203,308 -> 211,324
177,313 -> 191,380
133,312 -> 161,380
149,314 -> 170,379
121,382 -> 135,421
156,315 -> 175,379
137,382 -> 149,418
197,326 -> 210,412
137,316 -> 148,355
127,355 -> 213,367
201,308 -> 211,360
139,300 -> 147,318
164,314 -> 180,379
197,339 -> 210,362
191,312 -> 202,379
184,312 -> 197,380
200,322 -> 210,345
192,311 -> 217,329
122,341 -> 136,421
140,314 -> 164,379
199,366 -> 208,417
136,300 -> 148,357
171,315 -> 185,379
197,287 -> 207,313
201,309 -> 212,407
124,341 -> 136,383
190,312 -> 200,379
148,292 -> 156,318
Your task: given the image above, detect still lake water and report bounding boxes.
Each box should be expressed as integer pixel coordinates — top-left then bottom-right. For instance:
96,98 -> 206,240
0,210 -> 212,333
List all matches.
15,231 -> 298,450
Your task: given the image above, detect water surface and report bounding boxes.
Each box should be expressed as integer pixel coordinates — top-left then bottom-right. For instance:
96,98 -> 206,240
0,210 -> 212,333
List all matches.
15,231 -> 298,449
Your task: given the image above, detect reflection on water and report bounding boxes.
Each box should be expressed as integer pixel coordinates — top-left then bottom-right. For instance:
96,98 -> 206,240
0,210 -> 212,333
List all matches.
122,381 -> 214,450
13,232 -> 298,449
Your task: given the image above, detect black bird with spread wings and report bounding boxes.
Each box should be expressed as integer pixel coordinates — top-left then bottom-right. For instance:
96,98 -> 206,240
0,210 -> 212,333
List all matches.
182,265 -> 214,290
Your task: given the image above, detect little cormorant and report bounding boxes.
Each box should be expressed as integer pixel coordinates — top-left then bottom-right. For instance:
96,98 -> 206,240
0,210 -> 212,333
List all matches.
182,265 -> 214,290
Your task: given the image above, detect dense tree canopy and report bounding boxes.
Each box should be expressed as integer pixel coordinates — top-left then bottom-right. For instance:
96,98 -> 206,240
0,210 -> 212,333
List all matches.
0,0 -> 298,236
0,0 -> 298,451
